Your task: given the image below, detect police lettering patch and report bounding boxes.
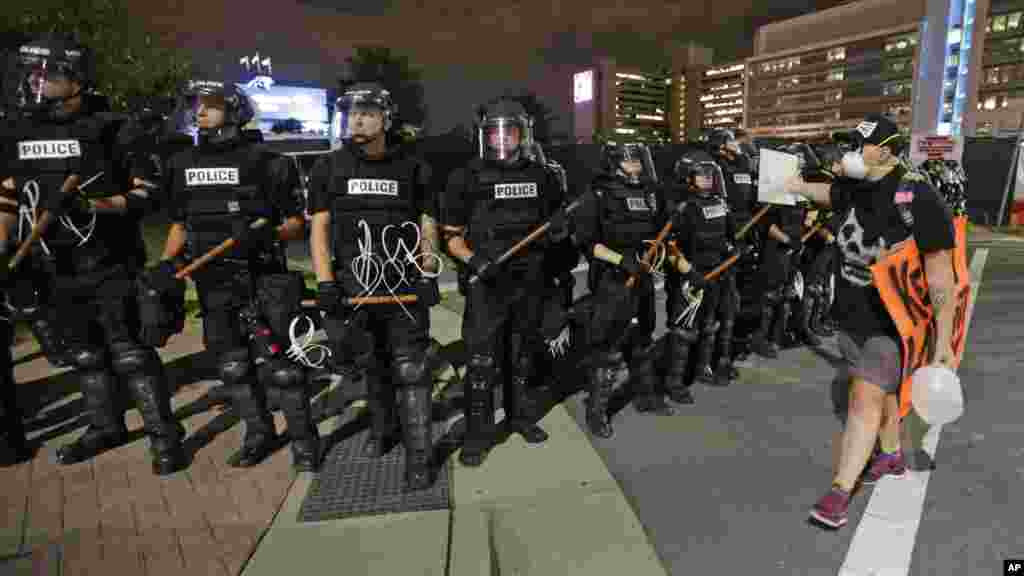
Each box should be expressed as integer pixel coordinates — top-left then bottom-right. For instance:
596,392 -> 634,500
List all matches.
348,179 -> 399,196
494,183 -> 538,200
17,140 -> 81,160
702,204 -> 727,219
186,167 -> 240,186
626,197 -> 649,212
734,173 -> 752,185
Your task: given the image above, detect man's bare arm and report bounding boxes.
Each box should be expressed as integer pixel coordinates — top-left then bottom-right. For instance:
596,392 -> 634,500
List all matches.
0,179 -> 16,252
160,223 -> 188,261
923,248 -> 957,365
768,224 -> 791,243
419,214 -> 439,274
278,215 -> 305,242
310,211 -> 334,282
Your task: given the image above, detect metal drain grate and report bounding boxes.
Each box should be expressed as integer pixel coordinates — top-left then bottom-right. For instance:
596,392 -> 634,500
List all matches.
297,425 -> 451,522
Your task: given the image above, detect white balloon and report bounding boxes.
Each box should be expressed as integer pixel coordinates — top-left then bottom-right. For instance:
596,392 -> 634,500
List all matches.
911,365 -> 964,426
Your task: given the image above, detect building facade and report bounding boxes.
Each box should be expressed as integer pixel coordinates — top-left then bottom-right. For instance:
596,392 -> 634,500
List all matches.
700,63 -> 746,133
976,1 -> 1024,134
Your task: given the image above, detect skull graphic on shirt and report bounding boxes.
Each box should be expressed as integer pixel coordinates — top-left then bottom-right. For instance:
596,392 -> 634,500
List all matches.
837,208 -> 887,288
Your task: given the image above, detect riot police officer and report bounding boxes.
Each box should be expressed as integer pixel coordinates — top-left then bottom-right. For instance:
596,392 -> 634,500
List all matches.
153,81 -> 317,471
572,142 -> 674,439
2,35 -> 186,474
309,83 -> 440,488
0,189 -> 29,464
751,190 -> 806,358
670,151 -> 736,387
442,99 -> 564,466
706,129 -> 752,383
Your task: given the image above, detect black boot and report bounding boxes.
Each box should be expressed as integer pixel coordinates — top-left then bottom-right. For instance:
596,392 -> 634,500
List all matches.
0,363 -> 30,465
57,355 -> 128,464
664,328 -> 696,404
219,354 -> 277,468
504,368 -> 548,444
120,353 -> 187,475
631,346 -> 674,416
30,315 -> 72,369
798,291 -> 823,347
400,386 -> 433,490
694,323 -> 719,386
712,320 -> 735,387
751,296 -> 779,359
363,362 -> 397,458
772,299 -> 791,351
586,355 -> 617,438
810,290 -> 835,338
459,355 -> 495,467
279,385 -> 321,472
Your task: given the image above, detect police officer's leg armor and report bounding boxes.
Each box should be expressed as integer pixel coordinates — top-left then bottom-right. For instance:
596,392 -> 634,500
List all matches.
219,348 -> 277,468
773,293 -> 792,350
586,349 -> 620,438
798,284 -> 823,347
110,342 -> 186,475
364,348 -> 398,458
460,353 -> 496,467
694,318 -> 721,385
30,309 -> 71,368
261,360 -> 320,472
751,290 -> 781,359
0,319 -> 29,465
393,349 -> 432,489
664,326 -> 697,404
503,333 -> 548,444
714,272 -> 740,385
632,340 -> 674,415
56,348 -> 129,464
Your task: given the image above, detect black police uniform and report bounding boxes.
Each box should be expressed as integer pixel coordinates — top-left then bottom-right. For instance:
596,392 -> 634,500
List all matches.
672,184 -> 736,387
573,168 -> 672,439
3,100 -> 186,474
0,287 -> 29,465
166,135 -> 317,470
442,156 -> 562,464
752,202 -> 805,356
308,143 -> 436,483
797,209 -> 834,343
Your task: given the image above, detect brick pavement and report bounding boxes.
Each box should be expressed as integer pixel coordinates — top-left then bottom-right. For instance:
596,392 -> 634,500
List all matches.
3,327 -> 299,576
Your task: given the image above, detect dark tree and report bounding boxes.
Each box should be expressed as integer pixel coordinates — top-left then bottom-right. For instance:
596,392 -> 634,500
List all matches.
339,46 -> 428,131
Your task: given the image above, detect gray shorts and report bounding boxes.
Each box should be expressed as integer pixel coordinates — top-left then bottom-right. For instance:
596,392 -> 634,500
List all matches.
832,332 -> 903,422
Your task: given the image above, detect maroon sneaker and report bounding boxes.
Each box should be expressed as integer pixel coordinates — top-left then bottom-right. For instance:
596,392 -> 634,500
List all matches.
809,486 -> 850,529
860,451 -> 907,485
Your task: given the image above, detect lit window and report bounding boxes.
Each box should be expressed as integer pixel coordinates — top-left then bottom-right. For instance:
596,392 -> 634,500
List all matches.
828,69 -> 845,81
948,54 -> 959,67
1002,95 -> 1010,108
948,27 -> 962,45
828,47 -> 846,62
987,67 -> 1000,84
987,17 -> 992,33
994,15 -> 1007,32
1011,13 -> 1022,30
984,96 -> 997,110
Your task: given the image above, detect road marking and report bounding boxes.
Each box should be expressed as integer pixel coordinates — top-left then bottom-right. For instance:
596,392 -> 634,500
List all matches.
839,248 -> 989,576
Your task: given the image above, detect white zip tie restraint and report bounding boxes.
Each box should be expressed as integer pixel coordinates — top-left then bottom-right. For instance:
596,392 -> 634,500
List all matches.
286,314 -> 331,369
673,284 -> 704,329
16,172 -> 104,253
639,240 -> 668,279
349,219 -> 443,322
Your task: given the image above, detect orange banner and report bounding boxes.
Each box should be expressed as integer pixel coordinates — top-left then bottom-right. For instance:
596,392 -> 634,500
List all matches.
871,216 -> 970,419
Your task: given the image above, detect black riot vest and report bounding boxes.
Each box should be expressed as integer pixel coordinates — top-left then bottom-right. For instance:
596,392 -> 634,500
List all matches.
326,148 -> 422,281
466,159 -> 548,260
596,177 -> 658,252
691,193 -> 730,268
181,143 -> 276,263
777,204 -> 806,240
8,112 -> 123,270
718,157 -> 753,224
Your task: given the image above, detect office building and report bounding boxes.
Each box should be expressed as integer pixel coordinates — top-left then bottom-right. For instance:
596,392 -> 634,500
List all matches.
975,1 -> 1024,134
700,62 -> 746,132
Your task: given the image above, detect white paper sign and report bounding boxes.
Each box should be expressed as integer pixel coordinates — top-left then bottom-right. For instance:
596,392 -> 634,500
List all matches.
757,148 -> 800,206
909,133 -> 963,165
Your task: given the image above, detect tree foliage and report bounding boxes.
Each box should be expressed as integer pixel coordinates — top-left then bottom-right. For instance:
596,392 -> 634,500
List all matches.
339,46 -> 428,130
1,0 -> 192,112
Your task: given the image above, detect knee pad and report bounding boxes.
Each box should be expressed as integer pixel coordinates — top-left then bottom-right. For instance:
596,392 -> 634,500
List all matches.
468,354 -> 495,375
110,342 -> 156,377
392,353 -> 428,388
70,348 -> 107,371
265,359 -> 305,389
217,349 -> 252,385
669,326 -> 698,344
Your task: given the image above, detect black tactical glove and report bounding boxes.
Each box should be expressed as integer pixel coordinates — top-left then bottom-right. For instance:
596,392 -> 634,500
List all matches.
230,217 -> 276,248
784,236 -> 803,254
43,189 -> 89,219
137,262 -> 186,348
617,247 -> 645,276
415,277 -> 440,308
467,254 -> 499,282
686,268 -> 707,290
547,211 -> 569,243
317,281 -> 347,315
143,260 -> 184,295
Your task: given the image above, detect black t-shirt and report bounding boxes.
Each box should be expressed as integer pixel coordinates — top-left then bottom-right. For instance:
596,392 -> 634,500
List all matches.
165,142 -> 302,225
307,147 -> 434,219
831,166 -> 956,343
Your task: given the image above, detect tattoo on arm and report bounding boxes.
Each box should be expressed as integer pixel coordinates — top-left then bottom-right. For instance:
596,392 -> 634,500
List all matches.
420,214 -> 439,273
929,285 -> 949,310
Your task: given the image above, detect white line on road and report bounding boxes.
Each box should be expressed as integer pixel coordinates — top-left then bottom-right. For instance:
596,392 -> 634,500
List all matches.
839,249 -> 989,576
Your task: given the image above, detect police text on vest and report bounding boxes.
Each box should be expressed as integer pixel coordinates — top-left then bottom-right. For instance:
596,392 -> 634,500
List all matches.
186,167 -> 240,186
18,140 -> 81,160
348,179 -> 399,196
494,183 -> 538,200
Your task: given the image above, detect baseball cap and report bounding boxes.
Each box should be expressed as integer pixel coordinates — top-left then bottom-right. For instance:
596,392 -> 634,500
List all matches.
845,114 -> 902,150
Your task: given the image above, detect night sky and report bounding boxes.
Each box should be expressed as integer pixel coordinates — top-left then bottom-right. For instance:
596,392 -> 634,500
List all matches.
134,0 -> 850,135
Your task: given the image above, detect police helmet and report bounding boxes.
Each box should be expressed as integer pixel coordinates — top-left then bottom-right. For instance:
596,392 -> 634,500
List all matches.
601,141 -> 657,186
674,150 -> 725,196
477,99 -> 532,164
10,34 -> 96,116
335,82 -> 395,142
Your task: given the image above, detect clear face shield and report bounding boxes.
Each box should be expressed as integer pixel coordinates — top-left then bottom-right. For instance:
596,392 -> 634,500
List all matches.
14,51 -> 78,112
479,118 -> 524,163
335,94 -> 388,145
617,144 -> 658,186
690,161 -> 725,196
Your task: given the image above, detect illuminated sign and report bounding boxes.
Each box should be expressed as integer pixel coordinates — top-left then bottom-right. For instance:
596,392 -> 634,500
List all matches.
574,70 -> 594,104
235,82 -> 329,138
245,76 -> 275,91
